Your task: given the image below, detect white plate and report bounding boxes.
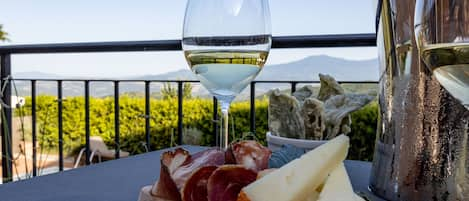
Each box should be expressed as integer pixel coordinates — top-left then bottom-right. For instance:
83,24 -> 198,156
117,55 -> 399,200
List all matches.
266,132 -> 327,152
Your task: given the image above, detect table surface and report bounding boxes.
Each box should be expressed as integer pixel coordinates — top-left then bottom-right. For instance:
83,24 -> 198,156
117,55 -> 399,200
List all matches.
0,145 -> 385,201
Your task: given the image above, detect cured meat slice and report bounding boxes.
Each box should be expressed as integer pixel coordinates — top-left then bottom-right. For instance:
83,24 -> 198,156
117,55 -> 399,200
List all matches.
172,149 -> 225,189
225,147 -> 237,164
150,163 -> 182,201
228,141 -> 272,171
181,166 -> 218,201
207,165 -> 257,201
151,148 -> 190,201
161,148 -> 191,175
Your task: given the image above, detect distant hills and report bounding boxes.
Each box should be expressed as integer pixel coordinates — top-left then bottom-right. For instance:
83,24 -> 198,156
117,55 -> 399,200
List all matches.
12,55 -> 378,98
129,69 -> 197,81
256,55 -> 378,81
14,71 -> 61,79
117,55 -> 379,82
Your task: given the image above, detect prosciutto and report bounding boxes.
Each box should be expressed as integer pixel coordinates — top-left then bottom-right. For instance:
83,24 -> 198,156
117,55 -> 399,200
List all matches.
181,166 -> 218,201
151,148 -> 190,201
172,148 -> 225,189
207,165 -> 257,201
148,144 -> 268,201
151,148 -> 225,201
226,141 -> 272,171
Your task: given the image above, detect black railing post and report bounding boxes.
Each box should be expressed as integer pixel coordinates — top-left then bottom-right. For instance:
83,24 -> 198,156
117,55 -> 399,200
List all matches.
291,82 -> 298,94
144,81 -> 151,151
1,54 -> 12,183
177,81 -> 183,145
57,80 -> 64,171
31,80 -> 37,176
212,97 -> 218,147
250,82 -> 256,134
84,81 -> 90,165
114,81 -> 120,159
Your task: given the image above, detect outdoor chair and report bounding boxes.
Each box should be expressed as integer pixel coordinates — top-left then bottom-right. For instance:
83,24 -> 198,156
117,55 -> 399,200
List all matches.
74,136 -> 129,168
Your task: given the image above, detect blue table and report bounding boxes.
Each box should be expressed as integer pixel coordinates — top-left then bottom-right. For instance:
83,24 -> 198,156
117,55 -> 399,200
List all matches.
0,146 -> 384,201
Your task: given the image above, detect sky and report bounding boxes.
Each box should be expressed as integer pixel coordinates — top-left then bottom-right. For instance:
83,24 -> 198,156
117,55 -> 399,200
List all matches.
0,0 -> 378,78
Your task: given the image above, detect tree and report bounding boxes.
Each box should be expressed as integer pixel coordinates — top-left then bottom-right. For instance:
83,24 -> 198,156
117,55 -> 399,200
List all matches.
161,82 -> 193,99
0,24 -> 9,41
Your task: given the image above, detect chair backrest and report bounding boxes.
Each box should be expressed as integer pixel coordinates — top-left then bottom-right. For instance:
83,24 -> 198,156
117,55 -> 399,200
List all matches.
89,136 -> 109,152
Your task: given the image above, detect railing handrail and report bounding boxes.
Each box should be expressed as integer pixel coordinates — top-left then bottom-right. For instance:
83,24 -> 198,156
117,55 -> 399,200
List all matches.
10,78 -> 379,83
0,33 -> 376,54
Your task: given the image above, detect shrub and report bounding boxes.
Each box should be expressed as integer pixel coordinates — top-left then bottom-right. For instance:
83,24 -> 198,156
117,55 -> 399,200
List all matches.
18,96 -> 377,161
348,101 -> 378,161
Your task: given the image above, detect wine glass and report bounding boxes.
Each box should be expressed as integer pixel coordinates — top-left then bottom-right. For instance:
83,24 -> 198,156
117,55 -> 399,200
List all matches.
414,0 -> 469,110
182,0 -> 272,149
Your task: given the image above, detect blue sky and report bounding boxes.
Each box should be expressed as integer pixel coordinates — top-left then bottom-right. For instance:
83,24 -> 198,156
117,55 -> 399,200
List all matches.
0,0 -> 377,77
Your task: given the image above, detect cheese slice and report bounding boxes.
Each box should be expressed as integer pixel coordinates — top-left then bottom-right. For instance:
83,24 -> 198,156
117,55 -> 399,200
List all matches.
304,191 -> 319,201
237,135 -> 349,201
355,194 -> 365,201
303,187 -> 321,201
258,170 -> 322,201
317,163 -> 364,201
256,168 -> 277,180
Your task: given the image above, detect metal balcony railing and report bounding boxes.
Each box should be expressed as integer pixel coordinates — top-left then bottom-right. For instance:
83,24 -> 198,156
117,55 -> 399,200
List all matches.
0,33 -> 377,183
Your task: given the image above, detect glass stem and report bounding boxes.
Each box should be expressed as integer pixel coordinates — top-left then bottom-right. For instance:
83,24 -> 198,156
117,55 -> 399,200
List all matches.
220,101 -> 230,149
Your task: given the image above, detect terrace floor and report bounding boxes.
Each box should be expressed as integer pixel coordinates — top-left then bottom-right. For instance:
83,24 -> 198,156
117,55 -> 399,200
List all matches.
1,117 -> 77,182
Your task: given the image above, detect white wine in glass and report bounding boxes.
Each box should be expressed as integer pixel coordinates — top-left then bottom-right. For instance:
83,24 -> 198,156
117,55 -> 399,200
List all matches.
185,49 -> 268,98
415,0 -> 469,110
182,1 -> 271,149
420,43 -> 469,109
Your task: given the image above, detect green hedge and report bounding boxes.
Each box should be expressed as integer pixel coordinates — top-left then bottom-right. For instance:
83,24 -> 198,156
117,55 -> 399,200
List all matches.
18,96 -> 377,161
348,101 -> 378,161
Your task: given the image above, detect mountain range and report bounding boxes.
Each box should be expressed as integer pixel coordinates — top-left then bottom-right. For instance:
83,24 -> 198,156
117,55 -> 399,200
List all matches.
12,55 -> 378,98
